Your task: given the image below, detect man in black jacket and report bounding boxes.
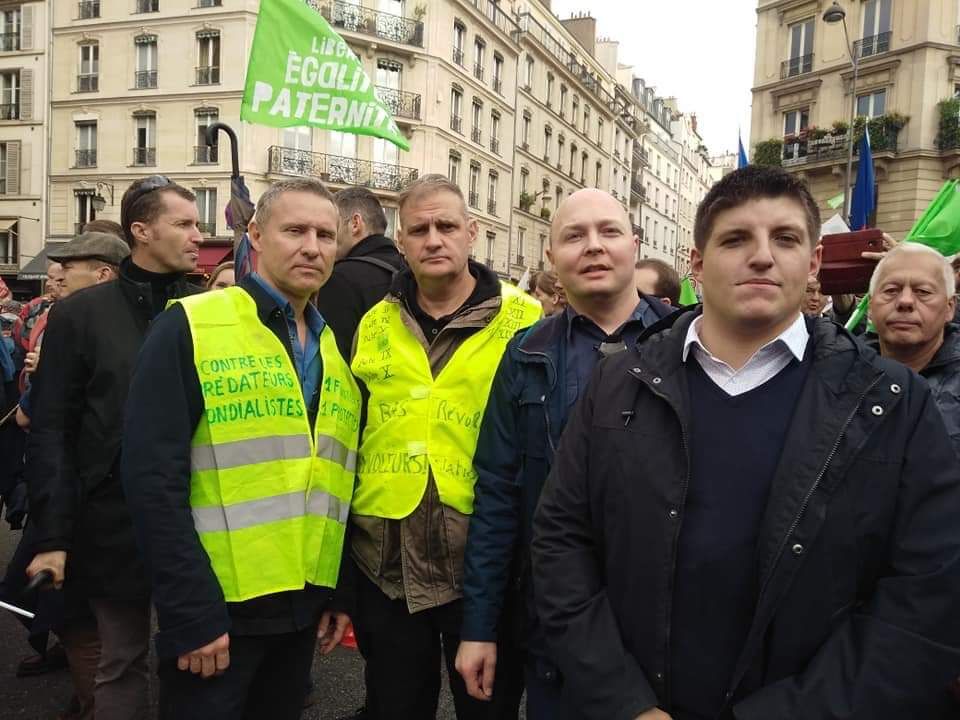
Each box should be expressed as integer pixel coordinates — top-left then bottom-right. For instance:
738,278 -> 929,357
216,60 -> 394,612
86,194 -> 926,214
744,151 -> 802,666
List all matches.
532,166 -> 960,720
314,186 -> 403,360
25,175 -> 202,719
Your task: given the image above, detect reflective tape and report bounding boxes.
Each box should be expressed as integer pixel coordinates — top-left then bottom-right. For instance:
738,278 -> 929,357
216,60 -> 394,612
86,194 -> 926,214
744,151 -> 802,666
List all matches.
316,434 -> 358,473
191,434 -> 312,472
193,489 -> 348,533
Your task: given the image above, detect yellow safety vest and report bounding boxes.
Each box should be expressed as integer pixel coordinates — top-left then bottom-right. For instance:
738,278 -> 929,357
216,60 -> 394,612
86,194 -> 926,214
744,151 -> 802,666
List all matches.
351,281 -> 541,519
175,287 -> 361,602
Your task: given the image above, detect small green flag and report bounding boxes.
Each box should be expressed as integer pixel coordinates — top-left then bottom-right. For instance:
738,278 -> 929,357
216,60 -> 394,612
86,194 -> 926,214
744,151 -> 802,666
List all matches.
827,192 -> 845,210
241,0 -> 410,151
679,277 -> 699,306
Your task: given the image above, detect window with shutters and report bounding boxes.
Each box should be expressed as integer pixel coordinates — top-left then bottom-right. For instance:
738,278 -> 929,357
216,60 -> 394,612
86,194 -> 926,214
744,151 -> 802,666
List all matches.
78,43 -> 99,92
0,219 -> 18,265
135,35 -> 158,89
75,121 -> 97,167
196,32 -> 220,85
0,141 -> 18,195
0,71 -> 18,120
194,187 -> 217,235
0,7 -> 20,52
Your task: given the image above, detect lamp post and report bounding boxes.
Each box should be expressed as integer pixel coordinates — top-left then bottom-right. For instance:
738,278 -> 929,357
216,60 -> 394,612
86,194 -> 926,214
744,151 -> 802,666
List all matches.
91,181 -> 115,212
823,1 -> 859,225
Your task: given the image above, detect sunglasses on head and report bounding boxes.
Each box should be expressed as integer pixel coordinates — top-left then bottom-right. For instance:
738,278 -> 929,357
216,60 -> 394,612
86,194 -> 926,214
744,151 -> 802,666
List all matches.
127,175 -> 173,208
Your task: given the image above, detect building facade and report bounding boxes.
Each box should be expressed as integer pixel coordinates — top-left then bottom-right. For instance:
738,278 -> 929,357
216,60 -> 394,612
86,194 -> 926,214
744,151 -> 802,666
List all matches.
0,0 -> 46,290
751,0 -> 960,238
670,108 -> 712,276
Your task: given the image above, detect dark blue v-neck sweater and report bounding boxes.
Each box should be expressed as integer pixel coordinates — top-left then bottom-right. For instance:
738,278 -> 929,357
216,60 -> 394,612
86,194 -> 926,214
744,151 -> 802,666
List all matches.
669,350 -> 811,720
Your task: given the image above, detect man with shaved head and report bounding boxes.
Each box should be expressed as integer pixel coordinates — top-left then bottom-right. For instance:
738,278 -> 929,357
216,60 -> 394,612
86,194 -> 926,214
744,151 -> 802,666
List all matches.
455,188 -> 672,718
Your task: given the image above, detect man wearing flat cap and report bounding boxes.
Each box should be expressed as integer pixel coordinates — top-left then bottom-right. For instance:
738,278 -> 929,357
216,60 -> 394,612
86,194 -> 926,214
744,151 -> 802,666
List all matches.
49,231 -> 130,299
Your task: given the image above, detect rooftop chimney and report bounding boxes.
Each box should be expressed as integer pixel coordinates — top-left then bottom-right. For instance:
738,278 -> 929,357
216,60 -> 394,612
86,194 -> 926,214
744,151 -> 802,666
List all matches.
561,12 -> 597,57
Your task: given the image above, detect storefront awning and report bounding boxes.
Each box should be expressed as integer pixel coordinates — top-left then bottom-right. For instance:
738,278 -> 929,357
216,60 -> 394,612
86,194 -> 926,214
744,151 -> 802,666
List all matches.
18,242 -> 66,280
0,218 -> 17,232
197,243 -> 233,274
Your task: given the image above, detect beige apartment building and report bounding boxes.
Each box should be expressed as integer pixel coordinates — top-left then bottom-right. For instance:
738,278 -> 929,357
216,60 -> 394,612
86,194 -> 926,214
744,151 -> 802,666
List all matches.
751,0 -> 960,237
0,0 -> 46,291
670,108 -> 713,276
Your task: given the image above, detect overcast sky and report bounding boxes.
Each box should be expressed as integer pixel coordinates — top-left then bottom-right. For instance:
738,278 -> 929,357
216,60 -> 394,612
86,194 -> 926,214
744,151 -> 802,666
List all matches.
549,0 -> 757,156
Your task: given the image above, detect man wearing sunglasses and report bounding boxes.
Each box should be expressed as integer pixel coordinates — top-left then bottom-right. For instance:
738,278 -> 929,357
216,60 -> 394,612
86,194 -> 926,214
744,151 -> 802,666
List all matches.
25,175 -> 202,719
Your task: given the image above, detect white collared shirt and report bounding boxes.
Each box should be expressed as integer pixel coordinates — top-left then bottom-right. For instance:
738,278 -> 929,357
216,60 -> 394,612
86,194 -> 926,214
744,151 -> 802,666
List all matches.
682,314 -> 809,396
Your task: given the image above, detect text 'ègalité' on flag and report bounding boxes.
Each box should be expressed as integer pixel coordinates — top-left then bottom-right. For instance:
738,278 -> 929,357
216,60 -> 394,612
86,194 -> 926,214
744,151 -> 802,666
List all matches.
241,0 -> 410,151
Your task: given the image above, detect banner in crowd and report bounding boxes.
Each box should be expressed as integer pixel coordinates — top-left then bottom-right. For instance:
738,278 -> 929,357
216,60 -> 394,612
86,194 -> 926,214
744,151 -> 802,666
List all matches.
241,0 -> 410,151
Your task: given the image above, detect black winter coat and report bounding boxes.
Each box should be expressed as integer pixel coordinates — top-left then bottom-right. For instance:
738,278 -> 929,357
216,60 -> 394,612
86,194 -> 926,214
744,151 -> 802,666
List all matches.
26,258 -> 200,599
532,309 -> 960,720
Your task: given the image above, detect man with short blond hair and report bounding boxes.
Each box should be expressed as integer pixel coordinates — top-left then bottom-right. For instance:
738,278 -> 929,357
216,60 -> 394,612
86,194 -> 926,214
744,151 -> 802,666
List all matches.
349,173 -> 540,719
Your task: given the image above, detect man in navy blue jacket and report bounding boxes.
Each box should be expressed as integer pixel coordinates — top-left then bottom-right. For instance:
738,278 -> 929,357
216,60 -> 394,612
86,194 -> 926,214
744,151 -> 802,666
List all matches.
455,189 -> 672,718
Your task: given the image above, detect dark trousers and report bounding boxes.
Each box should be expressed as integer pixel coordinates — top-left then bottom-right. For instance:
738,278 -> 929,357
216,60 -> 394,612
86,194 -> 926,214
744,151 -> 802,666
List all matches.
158,624 -> 318,720
355,574 -> 524,720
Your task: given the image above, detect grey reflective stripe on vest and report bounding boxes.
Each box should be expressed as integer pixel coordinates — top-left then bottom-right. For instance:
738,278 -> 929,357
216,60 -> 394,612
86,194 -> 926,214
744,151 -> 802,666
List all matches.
316,434 -> 358,473
191,434 -> 312,473
192,489 -> 349,533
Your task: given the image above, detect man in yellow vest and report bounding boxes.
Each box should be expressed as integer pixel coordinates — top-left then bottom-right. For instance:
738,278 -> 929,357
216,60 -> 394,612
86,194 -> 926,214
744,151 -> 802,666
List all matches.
120,178 -> 360,720
349,174 -> 541,719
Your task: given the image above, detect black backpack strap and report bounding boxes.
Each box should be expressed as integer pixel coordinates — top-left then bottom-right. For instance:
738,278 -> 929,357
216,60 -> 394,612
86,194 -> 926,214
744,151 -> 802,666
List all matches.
338,256 -> 400,274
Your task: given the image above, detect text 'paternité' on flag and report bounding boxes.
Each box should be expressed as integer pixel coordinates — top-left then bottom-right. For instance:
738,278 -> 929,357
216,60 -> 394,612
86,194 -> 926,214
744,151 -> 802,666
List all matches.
240,0 -> 410,151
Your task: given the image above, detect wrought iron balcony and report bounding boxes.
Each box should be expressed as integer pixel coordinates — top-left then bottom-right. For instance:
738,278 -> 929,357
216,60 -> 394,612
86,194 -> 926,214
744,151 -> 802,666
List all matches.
136,0 -> 159,12
471,127 -> 482,144
451,115 -> 463,133
633,146 -> 649,167
198,222 -> 216,235
0,104 -> 19,120
855,31 -> 891,59
490,138 -> 500,155
781,54 -> 814,79
75,149 -> 97,167
197,0 -> 221,6
0,32 -> 19,52
268,146 -> 418,193
78,0 -> 100,18
468,191 -> 480,209
631,175 -> 645,199
319,1 -> 425,48
375,86 -> 421,121
487,199 -> 497,215
466,0 -> 519,37
135,70 -> 157,89
453,48 -> 464,66
515,254 -> 525,265
474,64 -> 484,81
77,74 -> 98,92
132,147 -> 156,166
195,145 -> 219,164
781,126 -> 902,167
196,66 -> 220,85
493,77 -> 503,95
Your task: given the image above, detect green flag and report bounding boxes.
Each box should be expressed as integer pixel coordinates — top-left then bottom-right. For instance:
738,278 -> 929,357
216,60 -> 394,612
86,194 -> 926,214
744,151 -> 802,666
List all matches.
679,277 -> 699,306
241,0 -> 410,151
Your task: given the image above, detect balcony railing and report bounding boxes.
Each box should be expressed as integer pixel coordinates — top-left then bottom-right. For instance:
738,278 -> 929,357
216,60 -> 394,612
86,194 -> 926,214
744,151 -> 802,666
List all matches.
196,66 -> 220,85
487,199 -> 497,215
781,126 -> 902,166
268,146 -> 418,193
781,53 -> 814,79
78,0 -> 100,18
631,176 -> 645,199
75,149 -> 97,167
490,138 -> 500,155
136,0 -> 159,12
198,222 -> 216,235
374,86 -> 421,121
132,147 -> 156,166
474,64 -> 484,81
855,31 -> 892,59
0,32 -> 19,52
493,77 -> 503,94
453,48 -> 464,66
195,145 -> 219,164
633,146 -> 649,167
468,191 -> 480,208
318,1 -> 424,48
77,74 -> 98,92
0,104 -> 19,120
471,127 -> 482,143
466,0 -> 519,37
515,255 -> 525,265
135,70 -> 158,89
451,115 -> 463,133
197,0 -> 222,7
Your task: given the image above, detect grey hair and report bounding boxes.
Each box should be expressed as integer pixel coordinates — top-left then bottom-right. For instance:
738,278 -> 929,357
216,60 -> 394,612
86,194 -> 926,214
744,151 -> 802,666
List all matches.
254,178 -> 337,226
868,242 -> 957,297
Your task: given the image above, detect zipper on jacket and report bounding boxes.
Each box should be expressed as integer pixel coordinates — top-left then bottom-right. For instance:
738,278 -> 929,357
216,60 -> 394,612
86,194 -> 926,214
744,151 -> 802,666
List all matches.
630,370 -> 691,706
520,349 -> 559,453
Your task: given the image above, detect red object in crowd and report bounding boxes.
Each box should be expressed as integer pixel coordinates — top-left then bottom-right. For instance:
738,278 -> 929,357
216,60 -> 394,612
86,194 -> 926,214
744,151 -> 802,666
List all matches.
340,623 -> 358,649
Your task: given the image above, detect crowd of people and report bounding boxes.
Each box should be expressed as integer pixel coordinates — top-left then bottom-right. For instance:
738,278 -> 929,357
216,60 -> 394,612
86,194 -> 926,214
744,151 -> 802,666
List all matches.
0,164 -> 958,720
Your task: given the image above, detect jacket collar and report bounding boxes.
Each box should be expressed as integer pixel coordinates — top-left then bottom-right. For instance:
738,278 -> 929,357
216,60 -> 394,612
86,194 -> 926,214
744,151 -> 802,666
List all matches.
117,256 -> 197,322
344,233 -> 397,260
923,322 -> 960,373
239,274 -> 288,327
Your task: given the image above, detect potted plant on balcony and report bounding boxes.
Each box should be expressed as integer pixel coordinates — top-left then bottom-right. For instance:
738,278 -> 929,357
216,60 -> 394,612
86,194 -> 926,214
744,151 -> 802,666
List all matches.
408,3 -> 426,45
540,207 -> 552,220
937,98 -> 960,152
831,120 -> 849,136
519,191 -> 535,213
753,138 -> 784,167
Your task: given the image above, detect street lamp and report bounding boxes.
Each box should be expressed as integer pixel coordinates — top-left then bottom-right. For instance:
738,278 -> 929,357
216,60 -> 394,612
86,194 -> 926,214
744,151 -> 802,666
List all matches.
823,1 -> 859,225
91,181 -> 115,212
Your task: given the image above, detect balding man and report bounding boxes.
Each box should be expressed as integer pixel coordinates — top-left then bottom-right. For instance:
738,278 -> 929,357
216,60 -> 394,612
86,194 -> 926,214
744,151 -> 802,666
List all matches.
869,243 -> 960,456
455,189 -> 671,719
